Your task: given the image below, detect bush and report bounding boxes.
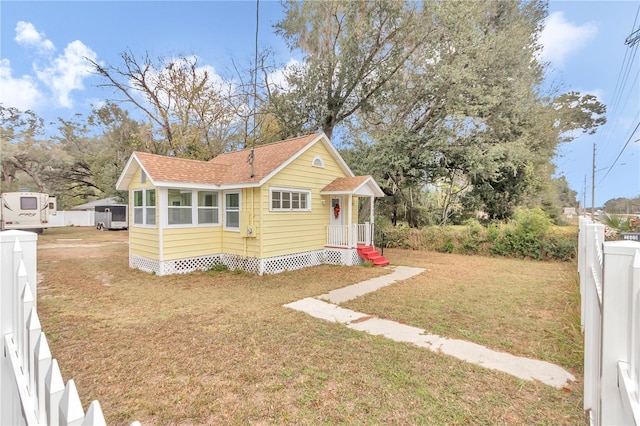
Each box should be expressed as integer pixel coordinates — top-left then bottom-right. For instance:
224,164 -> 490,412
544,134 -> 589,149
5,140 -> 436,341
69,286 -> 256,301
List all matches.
513,207 -> 551,237
378,208 -> 578,261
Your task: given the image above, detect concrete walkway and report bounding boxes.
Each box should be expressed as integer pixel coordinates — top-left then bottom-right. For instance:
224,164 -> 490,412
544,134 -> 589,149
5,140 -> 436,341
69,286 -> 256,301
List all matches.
284,266 -> 575,389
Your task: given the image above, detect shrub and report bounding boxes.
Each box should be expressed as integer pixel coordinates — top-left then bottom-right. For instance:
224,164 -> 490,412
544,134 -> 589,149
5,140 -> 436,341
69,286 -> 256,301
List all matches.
513,207 -> 551,238
377,208 -> 578,261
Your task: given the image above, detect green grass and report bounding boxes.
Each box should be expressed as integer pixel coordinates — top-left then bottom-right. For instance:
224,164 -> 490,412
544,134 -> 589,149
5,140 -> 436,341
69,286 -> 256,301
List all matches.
36,227 -> 586,425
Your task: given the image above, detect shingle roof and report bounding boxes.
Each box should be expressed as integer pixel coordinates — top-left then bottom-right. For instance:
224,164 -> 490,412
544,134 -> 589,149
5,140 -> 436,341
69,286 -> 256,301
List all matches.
209,133 -> 322,184
321,176 -> 372,192
133,133 -> 323,186
134,152 -> 228,184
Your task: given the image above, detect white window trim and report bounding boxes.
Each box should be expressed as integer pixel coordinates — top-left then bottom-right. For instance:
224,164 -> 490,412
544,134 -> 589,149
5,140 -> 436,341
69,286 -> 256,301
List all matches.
164,189 -> 221,228
196,191 -> 220,226
269,187 -> 311,212
132,188 -> 156,228
224,191 -> 241,231
312,156 -> 325,168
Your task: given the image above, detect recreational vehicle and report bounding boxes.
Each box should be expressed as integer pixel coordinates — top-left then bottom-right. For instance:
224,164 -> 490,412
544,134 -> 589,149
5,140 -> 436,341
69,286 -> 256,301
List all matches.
0,192 -> 57,232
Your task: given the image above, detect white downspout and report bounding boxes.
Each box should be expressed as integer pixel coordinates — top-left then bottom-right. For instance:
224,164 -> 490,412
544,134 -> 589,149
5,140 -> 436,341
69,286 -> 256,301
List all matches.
348,194 -> 353,247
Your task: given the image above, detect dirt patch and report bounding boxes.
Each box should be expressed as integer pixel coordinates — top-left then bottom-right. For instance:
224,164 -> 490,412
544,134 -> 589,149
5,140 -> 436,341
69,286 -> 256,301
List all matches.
39,241 -> 127,250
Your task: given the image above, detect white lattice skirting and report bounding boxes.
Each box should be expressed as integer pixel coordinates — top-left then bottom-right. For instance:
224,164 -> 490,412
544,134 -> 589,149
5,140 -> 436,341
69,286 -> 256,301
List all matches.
130,248 -> 363,276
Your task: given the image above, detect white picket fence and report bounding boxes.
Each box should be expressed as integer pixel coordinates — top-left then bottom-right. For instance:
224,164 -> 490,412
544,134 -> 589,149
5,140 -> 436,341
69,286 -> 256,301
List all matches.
579,217 -> 640,425
0,230 -> 137,425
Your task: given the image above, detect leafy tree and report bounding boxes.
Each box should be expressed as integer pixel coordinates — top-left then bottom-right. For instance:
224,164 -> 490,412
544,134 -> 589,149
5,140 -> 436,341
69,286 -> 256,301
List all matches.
86,102 -> 146,199
604,196 -> 640,214
89,52 -> 237,159
47,103 -> 148,207
272,0 -> 427,140
0,105 -> 63,193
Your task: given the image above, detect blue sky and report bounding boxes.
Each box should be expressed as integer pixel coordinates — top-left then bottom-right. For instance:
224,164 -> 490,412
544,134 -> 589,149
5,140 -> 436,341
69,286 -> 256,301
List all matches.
1,0 -> 638,207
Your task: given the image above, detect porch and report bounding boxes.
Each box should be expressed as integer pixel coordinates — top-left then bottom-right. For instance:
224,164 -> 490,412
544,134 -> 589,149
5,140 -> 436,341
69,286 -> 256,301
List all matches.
325,223 -> 375,248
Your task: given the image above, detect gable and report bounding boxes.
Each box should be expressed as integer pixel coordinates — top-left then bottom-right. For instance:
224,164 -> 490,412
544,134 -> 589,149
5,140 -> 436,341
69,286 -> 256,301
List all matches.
116,133 -> 355,191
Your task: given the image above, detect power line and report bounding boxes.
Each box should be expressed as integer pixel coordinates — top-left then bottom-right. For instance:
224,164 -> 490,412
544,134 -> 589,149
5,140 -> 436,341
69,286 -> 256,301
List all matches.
591,7 -> 640,201
597,118 -> 640,185
599,6 -> 640,149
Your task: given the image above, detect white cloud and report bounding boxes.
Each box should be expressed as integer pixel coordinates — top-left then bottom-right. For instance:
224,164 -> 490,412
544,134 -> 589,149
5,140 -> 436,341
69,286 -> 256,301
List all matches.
35,40 -> 97,108
0,58 -> 43,110
539,11 -> 598,66
15,21 -> 55,53
267,59 -> 302,92
5,22 -> 98,109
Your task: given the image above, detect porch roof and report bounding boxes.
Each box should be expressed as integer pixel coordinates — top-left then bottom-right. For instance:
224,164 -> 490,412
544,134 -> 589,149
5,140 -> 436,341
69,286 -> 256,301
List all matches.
320,176 -> 385,197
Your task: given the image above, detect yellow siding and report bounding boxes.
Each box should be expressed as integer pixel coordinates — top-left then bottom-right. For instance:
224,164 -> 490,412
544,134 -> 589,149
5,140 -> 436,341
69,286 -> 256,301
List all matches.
260,142 -> 348,258
220,188 -> 262,257
130,227 -> 159,260
162,226 -> 221,260
129,168 -> 160,258
126,141 -> 364,264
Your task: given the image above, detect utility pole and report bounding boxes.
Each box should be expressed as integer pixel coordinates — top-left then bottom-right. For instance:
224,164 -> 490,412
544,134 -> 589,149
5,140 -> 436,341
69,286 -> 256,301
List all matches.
591,142 -> 596,220
583,175 -> 587,217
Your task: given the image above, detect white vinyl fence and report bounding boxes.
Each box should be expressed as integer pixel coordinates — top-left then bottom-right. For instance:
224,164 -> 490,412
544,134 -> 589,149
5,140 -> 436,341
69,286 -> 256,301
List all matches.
579,217 -> 640,425
0,230 -> 138,425
49,210 -> 94,227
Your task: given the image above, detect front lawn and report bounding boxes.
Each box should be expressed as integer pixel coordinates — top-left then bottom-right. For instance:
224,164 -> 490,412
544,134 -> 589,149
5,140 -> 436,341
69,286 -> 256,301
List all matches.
36,227 -> 585,425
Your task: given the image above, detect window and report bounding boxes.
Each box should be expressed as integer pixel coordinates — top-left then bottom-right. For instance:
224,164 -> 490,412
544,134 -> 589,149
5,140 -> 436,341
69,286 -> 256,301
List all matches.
133,189 -> 156,226
312,156 -> 324,168
146,190 -> 156,225
270,188 -> 310,211
20,197 -> 37,210
168,189 -> 192,225
198,191 -> 219,224
164,189 -> 220,226
225,192 -> 240,230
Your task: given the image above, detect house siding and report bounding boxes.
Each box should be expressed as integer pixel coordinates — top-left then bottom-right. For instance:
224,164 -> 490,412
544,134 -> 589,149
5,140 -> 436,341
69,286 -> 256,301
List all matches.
163,226 -> 221,260
129,168 -> 159,259
260,142 -> 348,258
218,188 -> 262,258
130,227 -> 160,260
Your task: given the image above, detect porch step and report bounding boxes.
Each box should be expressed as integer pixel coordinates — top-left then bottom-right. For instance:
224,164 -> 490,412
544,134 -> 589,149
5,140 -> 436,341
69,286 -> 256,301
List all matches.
357,244 -> 390,267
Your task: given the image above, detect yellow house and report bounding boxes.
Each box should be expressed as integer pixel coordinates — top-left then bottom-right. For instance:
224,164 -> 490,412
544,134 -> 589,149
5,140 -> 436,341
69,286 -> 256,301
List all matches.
116,133 -> 387,275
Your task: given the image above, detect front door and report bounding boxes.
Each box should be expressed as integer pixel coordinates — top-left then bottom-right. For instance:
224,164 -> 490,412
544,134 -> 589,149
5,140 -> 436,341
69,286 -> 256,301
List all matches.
330,197 -> 343,227
329,197 -> 346,245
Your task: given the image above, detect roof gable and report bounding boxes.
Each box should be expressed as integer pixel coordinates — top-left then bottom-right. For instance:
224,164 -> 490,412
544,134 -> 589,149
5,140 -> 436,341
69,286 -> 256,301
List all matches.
320,176 -> 385,197
116,132 -> 354,190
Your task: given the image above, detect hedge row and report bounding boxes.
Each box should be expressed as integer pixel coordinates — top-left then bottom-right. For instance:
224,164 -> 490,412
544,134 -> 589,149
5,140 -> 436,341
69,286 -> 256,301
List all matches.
377,209 -> 578,262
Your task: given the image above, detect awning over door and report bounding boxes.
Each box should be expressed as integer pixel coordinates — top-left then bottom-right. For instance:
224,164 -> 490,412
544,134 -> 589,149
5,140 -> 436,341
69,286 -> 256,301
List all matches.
320,176 -> 385,197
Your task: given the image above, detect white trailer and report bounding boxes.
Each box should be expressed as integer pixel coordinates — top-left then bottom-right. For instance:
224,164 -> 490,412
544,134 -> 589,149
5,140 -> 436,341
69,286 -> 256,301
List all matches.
95,204 -> 128,230
0,192 -> 57,232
